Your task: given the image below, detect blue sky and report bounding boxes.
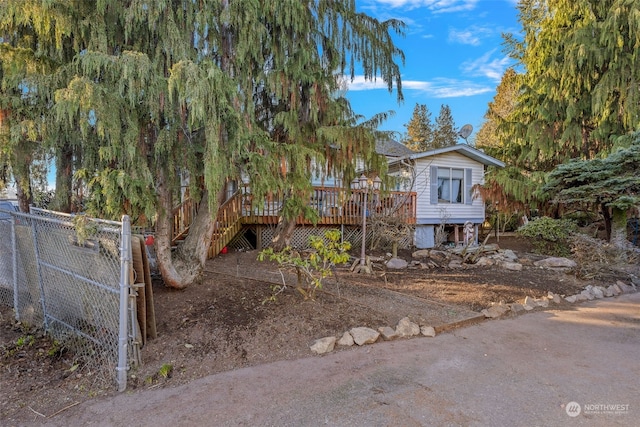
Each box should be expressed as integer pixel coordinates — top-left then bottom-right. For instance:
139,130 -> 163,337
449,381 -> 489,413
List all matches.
346,0 -> 520,143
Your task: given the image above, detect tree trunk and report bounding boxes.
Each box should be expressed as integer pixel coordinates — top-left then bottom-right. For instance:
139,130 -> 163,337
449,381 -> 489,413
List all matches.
155,167 -> 208,289
15,182 -> 31,213
51,142 -> 73,212
179,186 -> 225,266
610,206 -> 628,248
601,203 -> 612,242
271,215 -> 297,252
154,166 -> 217,289
12,147 -> 33,213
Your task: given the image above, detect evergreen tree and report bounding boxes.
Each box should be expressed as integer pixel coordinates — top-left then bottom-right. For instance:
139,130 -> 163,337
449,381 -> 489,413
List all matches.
483,0 -> 640,215
476,68 -> 519,153
0,1 -> 70,211
475,68 -> 535,211
0,1 -> 405,289
542,132 -> 640,246
402,103 -> 432,151
505,0 -> 640,169
432,104 -> 457,148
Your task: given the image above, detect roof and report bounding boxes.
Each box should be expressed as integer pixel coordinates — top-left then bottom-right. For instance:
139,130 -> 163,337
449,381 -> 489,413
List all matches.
375,138 -> 415,158
389,144 -> 505,168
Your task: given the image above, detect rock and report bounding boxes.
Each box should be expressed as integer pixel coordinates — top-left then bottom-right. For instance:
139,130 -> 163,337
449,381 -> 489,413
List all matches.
575,293 -> 588,301
616,281 -> 636,294
386,257 -> 408,269
609,284 -> 621,296
429,250 -> 449,262
603,286 -> 614,297
519,258 -> 535,266
580,289 -> 595,300
502,249 -> 518,261
548,292 -> 562,304
395,317 -> 420,337
349,327 -> 380,345
474,256 -> 495,267
377,326 -> 398,341
510,303 -> 525,313
591,286 -> 605,299
564,295 -> 577,303
337,331 -> 354,346
523,296 -> 537,310
481,243 -> 501,252
500,261 -> 523,271
482,304 -> 508,318
536,298 -> 549,308
448,260 -> 463,269
533,257 -> 577,269
310,336 -> 336,354
412,249 -> 430,258
420,326 -> 436,337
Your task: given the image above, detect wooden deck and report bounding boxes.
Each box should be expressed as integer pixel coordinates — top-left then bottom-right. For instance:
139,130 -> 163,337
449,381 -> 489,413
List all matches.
240,187 -> 416,226
171,186 -> 416,256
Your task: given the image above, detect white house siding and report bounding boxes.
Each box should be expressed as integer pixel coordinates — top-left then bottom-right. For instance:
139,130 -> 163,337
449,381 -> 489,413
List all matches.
413,152 -> 486,225
310,158 -> 341,188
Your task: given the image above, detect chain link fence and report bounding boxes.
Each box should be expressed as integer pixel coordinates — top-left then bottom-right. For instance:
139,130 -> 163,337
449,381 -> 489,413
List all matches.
0,207 -> 135,391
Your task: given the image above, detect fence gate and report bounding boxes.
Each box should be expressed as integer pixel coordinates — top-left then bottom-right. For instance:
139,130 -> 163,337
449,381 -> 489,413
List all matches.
0,207 -> 136,391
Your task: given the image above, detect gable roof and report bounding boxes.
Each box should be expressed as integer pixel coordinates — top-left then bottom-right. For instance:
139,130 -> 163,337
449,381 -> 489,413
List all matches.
389,144 -> 505,168
375,138 -> 415,158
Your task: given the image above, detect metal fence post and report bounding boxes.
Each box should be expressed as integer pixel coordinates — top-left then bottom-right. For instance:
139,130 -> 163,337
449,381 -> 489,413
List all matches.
117,215 -> 131,392
11,214 -> 18,320
30,215 -> 49,330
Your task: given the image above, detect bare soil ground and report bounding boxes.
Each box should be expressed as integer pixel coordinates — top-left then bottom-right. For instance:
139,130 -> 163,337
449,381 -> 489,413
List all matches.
0,236 -> 606,424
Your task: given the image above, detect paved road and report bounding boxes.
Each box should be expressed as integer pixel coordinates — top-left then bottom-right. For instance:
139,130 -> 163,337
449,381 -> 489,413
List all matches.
45,292 -> 639,427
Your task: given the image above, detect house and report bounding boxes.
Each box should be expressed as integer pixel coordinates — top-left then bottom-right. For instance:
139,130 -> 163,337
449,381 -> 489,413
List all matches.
387,144 -> 505,248
172,140 -> 503,256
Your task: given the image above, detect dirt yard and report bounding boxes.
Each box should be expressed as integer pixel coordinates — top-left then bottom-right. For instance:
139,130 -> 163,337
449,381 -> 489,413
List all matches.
0,235 -> 616,424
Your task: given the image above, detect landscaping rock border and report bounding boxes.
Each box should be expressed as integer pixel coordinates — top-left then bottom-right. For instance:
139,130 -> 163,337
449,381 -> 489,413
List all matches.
310,280 -> 638,355
310,316 -> 437,355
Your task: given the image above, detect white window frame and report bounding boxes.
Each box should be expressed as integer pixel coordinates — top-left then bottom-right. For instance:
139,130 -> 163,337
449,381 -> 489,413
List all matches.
437,167 -> 464,204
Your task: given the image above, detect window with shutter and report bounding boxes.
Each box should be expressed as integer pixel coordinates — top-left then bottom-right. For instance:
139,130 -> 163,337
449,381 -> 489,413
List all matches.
465,168 -> 473,205
435,167 -> 465,204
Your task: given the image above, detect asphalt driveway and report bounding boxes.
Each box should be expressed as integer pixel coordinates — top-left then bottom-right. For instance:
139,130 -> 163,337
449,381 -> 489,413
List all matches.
44,291 -> 639,427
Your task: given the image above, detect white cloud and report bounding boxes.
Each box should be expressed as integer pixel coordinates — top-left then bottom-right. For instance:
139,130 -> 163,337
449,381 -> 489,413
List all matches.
449,28 -> 480,45
370,0 -> 479,13
347,75 -> 491,98
461,49 -> 512,82
346,76 -> 393,91
448,25 -> 493,46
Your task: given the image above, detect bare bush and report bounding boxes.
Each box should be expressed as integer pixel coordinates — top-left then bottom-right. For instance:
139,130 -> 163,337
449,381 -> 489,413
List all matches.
570,233 -> 640,280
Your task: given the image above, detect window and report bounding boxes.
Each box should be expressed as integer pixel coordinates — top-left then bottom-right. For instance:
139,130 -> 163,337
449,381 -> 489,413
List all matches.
437,167 -> 464,203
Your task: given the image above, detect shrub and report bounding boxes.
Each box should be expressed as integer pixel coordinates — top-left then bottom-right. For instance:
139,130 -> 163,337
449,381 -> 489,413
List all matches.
516,217 -> 577,256
258,229 -> 351,300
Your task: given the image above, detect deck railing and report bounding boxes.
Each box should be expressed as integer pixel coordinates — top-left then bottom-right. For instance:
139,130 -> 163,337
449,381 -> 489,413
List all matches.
171,186 -> 416,252
241,186 -> 416,225
209,191 -> 244,257
172,197 -> 198,245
